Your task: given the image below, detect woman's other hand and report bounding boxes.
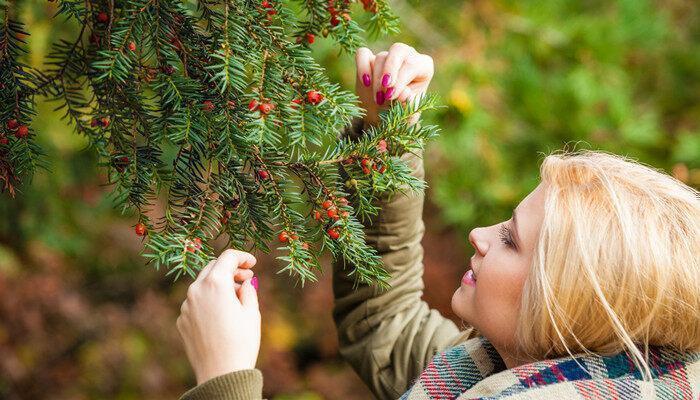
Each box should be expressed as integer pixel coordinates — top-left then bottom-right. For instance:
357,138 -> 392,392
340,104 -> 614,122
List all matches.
176,249 -> 261,385
355,43 -> 434,127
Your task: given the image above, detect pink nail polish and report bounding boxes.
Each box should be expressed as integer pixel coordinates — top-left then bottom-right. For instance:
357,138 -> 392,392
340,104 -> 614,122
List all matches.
385,87 -> 394,99
362,73 -> 371,87
376,91 -> 385,105
381,73 -> 391,88
251,276 -> 259,290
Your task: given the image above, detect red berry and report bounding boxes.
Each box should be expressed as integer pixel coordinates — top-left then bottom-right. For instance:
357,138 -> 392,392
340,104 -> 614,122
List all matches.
327,227 -> 340,240
258,102 -> 273,115
267,8 -> 277,15
306,90 -> 323,105
0,137 -> 8,145
15,125 -> 28,138
290,233 -> 299,241
361,158 -> 370,167
327,207 -> 339,219
377,139 -> 387,153
278,231 -> 289,243
128,41 -> 136,51
257,169 -> 269,180
202,100 -> 215,112
193,237 -> 202,249
362,167 -> 371,175
261,0 -> 271,7
220,210 -> 232,224
342,12 -> 351,21
100,117 -> 110,127
97,11 -> 109,23
291,98 -> 302,109
330,15 -> 340,26
306,33 -> 315,44
301,242 -> 309,250
322,200 -> 333,209
341,211 -> 349,218
6,119 -> 19,130
313,210 -> 323,221
379,164 -> 386,174
135,222 -> 147,236
248,99 -> 259,111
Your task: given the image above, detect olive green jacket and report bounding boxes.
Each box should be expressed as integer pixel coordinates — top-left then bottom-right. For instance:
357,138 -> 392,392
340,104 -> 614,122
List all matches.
180,135 -> 472,400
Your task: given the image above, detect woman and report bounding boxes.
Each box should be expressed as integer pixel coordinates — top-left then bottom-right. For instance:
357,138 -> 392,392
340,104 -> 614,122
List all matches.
176,44 -> 700,399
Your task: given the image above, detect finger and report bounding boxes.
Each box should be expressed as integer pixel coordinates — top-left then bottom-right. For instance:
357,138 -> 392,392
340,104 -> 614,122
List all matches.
388,54 -> 432,102
208,249 -> 257,285
355,47 -> 375,89
234,268 -> 254,283
396,86 -> 413,104
194,259 -> 216,283
239,278 -> 260,310
372,52 -> 388,106
380,43 -> 415,97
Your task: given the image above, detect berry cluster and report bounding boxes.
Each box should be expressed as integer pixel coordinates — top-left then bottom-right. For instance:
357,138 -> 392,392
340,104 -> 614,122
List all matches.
3,119 -> 29,141
185,237 -> 203,253
278,230 -> 310,249
113,156 -> 130,173
359,0 -> 378,13
135,222 -> 147,236
248,99 -> 276,117
326,0 -> 351,27
90,117 -> 110,128
312,196 -> 351,241
296,32 -> 315,44
219,197 -> 241,225
341,139 -> 389,175
260,0 -> 277,16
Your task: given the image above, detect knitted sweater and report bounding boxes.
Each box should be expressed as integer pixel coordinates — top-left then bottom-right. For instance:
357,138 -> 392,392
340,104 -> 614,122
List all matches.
179,125 -> 700,399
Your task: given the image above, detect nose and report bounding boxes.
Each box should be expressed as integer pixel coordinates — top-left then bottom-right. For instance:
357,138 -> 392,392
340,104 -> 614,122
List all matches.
468,227 -> 490,257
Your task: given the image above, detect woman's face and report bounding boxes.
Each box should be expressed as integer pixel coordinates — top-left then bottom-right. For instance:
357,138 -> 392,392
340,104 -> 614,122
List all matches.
451,183 -> 546,363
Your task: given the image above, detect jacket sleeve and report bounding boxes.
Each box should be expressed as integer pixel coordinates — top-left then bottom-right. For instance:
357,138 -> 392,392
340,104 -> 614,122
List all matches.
178,369 -> 263,400
333,123 -> 474,400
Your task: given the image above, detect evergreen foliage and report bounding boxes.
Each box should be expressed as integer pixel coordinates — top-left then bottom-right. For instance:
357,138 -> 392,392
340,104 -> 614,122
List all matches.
0,0 -> 439,286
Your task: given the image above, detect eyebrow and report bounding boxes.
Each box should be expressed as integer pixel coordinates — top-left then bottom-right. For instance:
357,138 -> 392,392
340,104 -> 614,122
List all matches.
512,208 -> 522,250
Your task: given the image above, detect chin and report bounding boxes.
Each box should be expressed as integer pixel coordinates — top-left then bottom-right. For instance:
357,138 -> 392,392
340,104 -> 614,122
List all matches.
451,286 -> 470,321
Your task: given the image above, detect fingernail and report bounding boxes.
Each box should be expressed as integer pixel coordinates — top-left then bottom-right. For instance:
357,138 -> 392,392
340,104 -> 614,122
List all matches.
381,73 -> 391,88
251,276 -> 259,290
362,73 -> 371,87
376,91 -> 385,105
385,87 -> 394,99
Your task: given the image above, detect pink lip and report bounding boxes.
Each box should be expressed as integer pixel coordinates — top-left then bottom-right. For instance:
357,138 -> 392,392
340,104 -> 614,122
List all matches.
462,270 -> 476,286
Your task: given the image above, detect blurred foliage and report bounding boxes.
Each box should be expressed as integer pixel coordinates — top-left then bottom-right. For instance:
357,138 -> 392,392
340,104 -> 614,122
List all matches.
1,0 -> 698,399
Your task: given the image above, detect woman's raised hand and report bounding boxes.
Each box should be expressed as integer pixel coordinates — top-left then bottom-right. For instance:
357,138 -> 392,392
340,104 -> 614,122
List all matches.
176,249 -> 261,385
355,43 -> 434,126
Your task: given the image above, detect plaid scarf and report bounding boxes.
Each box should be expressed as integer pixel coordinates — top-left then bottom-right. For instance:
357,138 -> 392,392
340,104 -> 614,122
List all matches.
400,337 -> 700,399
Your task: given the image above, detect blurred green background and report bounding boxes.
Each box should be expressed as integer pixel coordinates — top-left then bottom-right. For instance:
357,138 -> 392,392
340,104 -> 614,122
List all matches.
1,0 -> 698,399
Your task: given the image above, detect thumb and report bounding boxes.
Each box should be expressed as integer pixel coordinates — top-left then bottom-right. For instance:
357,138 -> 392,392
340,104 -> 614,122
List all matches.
239,277 -> 259,310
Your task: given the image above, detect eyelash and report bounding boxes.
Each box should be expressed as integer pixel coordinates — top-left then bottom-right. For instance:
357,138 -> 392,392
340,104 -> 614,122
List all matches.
499,224 -> 516,249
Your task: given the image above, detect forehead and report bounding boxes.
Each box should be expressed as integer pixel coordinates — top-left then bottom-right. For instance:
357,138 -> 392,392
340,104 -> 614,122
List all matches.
515,183 -> 546,246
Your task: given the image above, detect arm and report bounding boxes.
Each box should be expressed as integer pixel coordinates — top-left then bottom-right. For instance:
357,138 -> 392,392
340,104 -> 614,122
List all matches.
176,250 -> 263,400
333,128 -> 473,400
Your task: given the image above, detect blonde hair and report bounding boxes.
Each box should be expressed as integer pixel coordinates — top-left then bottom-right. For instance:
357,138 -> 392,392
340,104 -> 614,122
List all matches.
516,150 -> 700,380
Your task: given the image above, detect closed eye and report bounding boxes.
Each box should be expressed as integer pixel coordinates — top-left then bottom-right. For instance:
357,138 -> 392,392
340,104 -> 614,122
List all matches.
499,224 -> 517,250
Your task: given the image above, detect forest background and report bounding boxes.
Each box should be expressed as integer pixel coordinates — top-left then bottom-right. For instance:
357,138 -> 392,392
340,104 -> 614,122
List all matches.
0,0 -> 698,399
